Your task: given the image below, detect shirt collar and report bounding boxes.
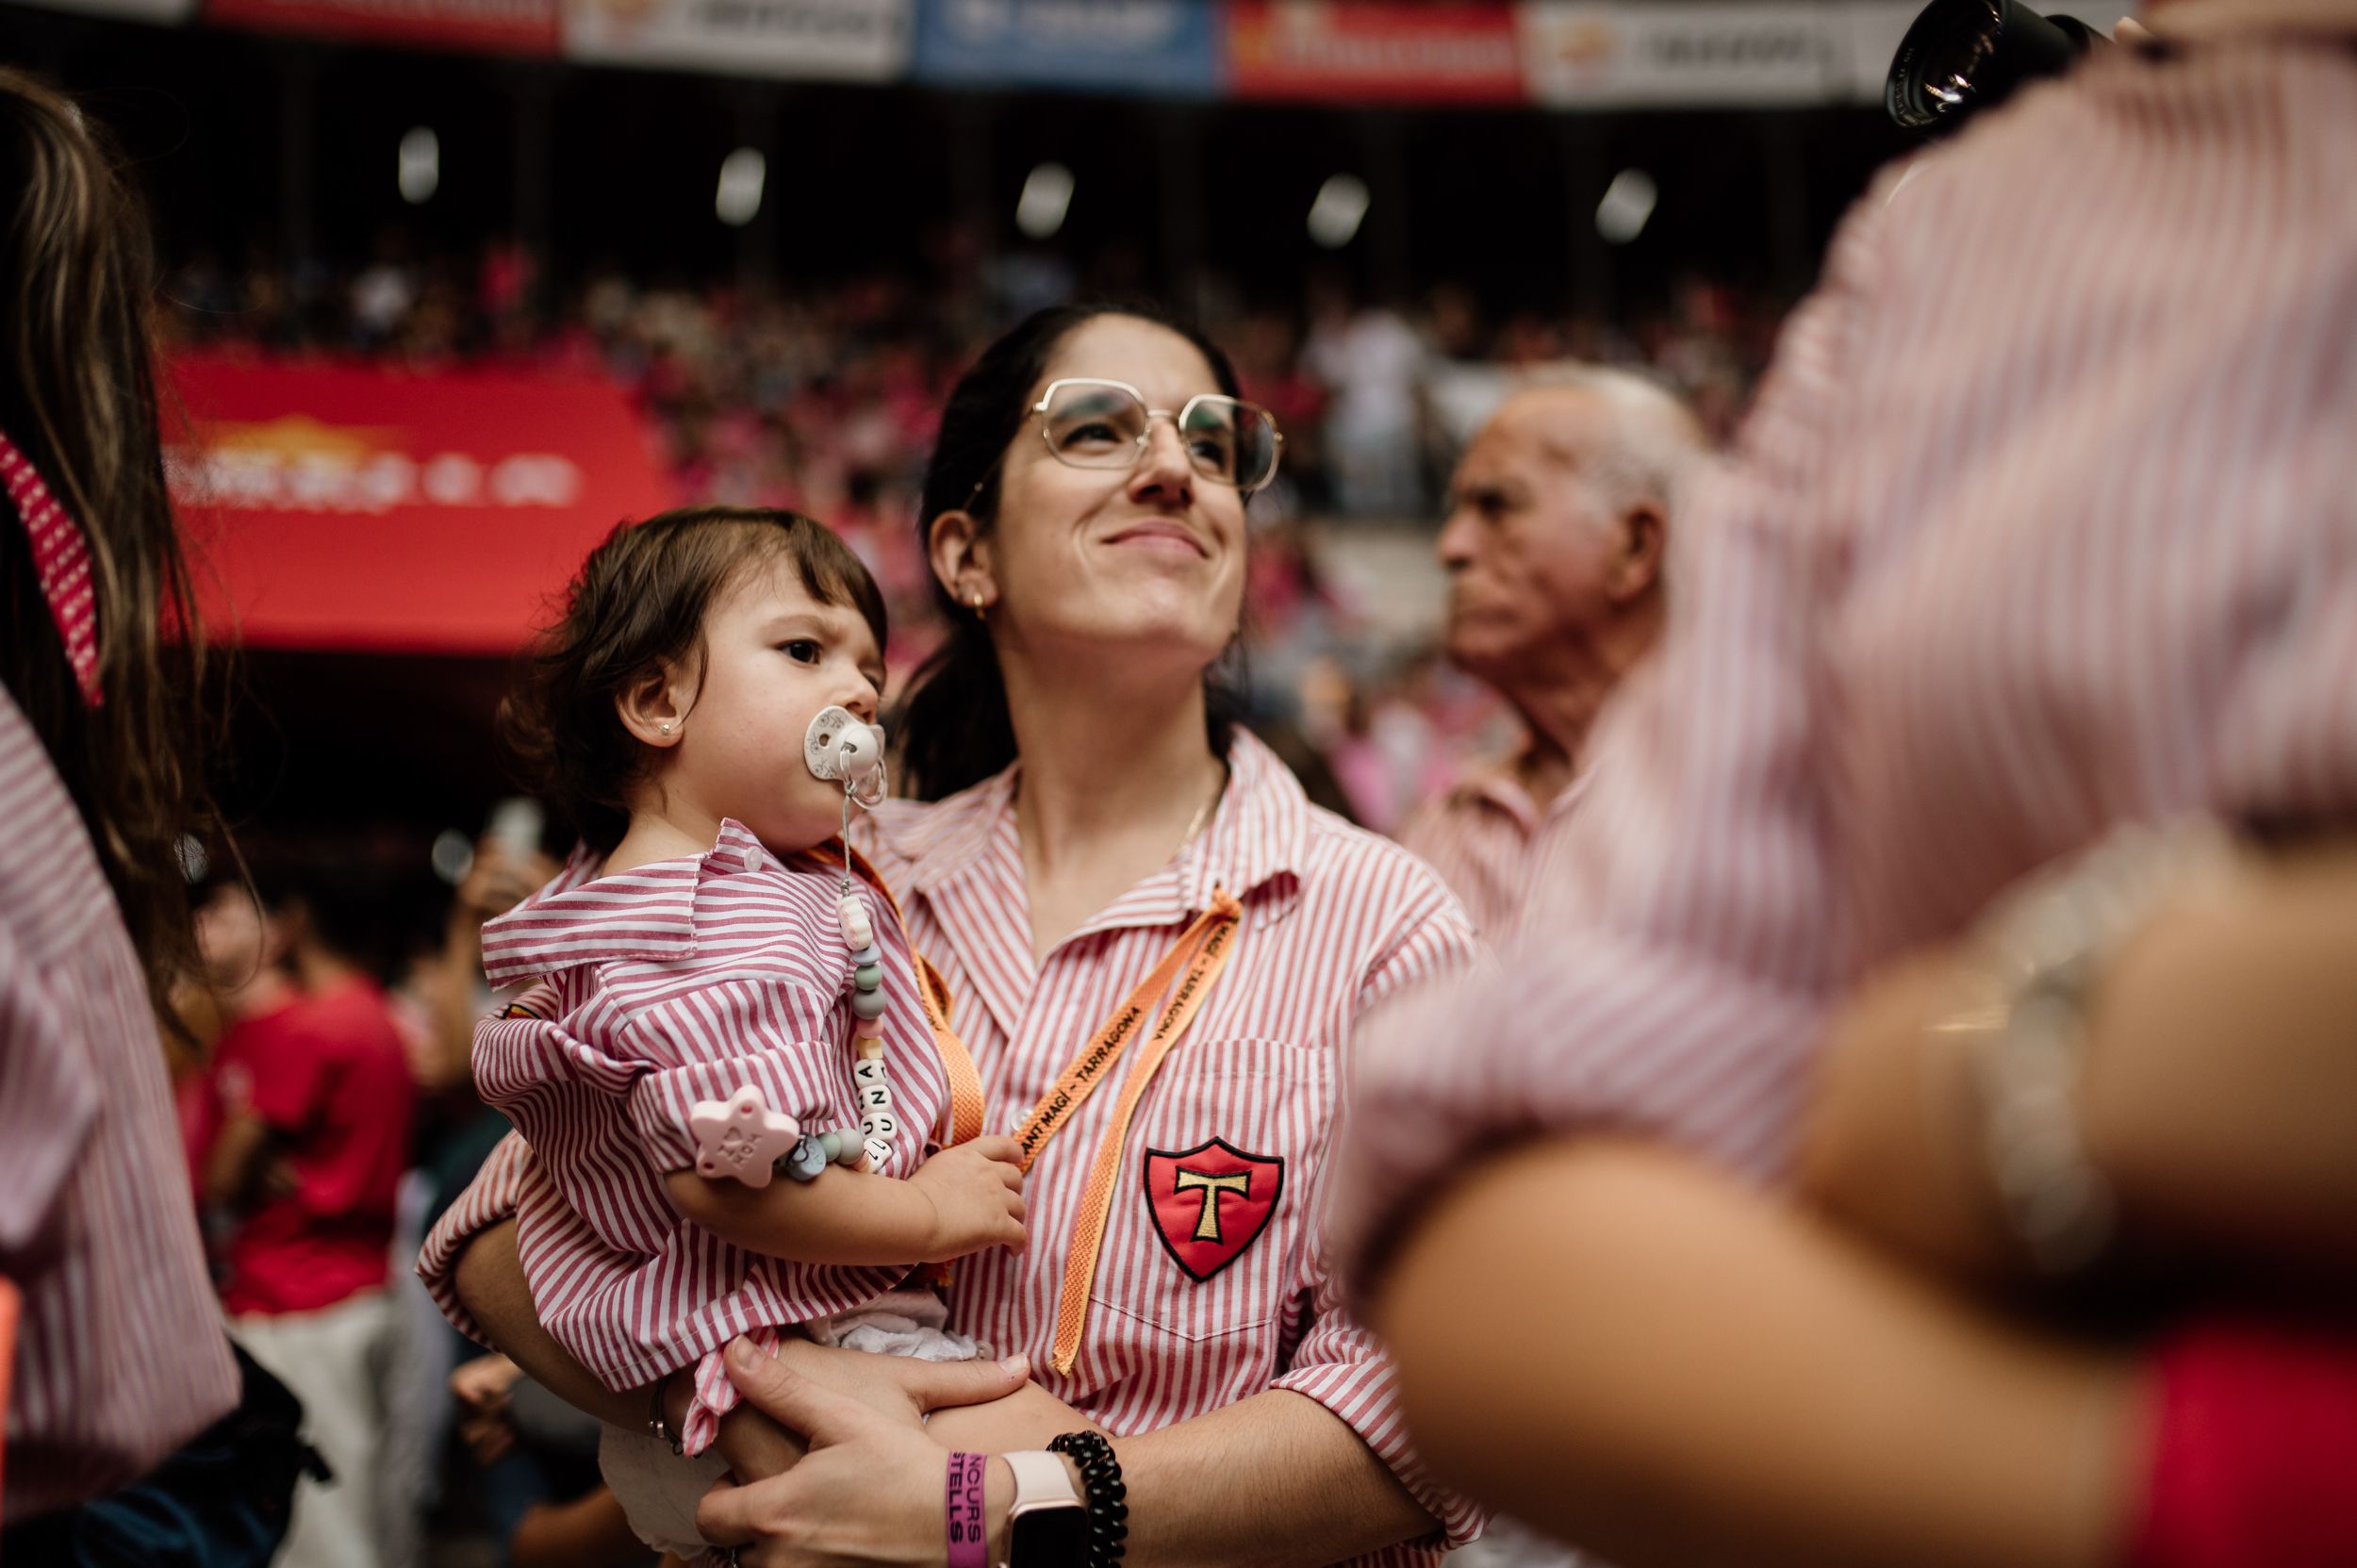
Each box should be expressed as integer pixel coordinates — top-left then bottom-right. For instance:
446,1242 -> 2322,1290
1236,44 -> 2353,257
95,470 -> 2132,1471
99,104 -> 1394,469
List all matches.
1442,746 -> 1594,835
1178,728 -> 1310,916
884,728 -> 1310,925
479,817 -> 789,985
1446,758 -> 1542,834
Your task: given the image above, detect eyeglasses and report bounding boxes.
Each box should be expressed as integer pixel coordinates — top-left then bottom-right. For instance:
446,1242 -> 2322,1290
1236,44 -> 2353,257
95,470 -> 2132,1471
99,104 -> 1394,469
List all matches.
1026,378 -> 1284,493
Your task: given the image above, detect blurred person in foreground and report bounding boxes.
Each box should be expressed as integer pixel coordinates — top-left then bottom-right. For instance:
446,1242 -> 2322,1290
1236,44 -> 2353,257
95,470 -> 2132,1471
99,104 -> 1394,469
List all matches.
1350,7 -> 2357,1568
1396,371 -> 1707,944
206,864 -> 417,1568
0,65 -> 247,1533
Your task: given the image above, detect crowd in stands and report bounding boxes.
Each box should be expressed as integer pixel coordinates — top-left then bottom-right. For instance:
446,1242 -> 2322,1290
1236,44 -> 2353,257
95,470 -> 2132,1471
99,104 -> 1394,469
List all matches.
160,238 -> 1781,834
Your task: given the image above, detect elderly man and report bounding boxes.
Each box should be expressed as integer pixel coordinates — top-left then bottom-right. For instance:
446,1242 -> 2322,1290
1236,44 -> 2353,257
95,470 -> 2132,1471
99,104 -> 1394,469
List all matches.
1398,370 -> 1709,940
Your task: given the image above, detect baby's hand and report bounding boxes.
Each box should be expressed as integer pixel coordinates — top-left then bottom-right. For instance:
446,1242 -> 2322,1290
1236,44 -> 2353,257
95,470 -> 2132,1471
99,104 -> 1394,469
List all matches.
908,1135 -> 1027,1262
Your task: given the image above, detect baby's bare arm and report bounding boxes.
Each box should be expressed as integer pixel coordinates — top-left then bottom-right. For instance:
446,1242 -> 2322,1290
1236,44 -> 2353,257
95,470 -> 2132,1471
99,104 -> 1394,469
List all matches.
666,1164 -> 940,1266
663,1134 -> 1027,1267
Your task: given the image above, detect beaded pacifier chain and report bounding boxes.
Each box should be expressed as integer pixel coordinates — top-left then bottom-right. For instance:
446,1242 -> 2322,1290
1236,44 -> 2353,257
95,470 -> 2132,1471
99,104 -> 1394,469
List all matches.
687,706 -> 898,1187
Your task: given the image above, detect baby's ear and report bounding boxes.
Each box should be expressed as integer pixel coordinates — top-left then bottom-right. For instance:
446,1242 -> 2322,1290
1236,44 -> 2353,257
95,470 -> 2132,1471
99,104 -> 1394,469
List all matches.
615,661 -> 689,748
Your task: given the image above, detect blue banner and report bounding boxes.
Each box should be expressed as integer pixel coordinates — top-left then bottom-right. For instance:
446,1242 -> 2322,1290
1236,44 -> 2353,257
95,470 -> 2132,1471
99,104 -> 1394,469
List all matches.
912,0 -> 1218,96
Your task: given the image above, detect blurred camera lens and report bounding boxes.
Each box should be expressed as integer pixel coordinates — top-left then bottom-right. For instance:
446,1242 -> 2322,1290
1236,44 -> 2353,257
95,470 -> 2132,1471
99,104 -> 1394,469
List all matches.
1887,0 -> 2102,133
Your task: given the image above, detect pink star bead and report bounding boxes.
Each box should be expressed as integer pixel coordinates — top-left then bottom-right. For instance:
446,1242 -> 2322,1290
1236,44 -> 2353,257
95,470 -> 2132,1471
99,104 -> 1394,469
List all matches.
688,1086 -> 800,1188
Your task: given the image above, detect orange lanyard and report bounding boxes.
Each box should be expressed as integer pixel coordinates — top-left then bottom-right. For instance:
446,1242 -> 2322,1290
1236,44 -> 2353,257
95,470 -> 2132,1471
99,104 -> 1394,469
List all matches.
921,894 -> 1244,1373
1034,891 -> 1243,1373
1006,891 -> 1241,1176
812,843 -> 987,1147
910,954 -> 985,1147
820,843 -> 1246,1373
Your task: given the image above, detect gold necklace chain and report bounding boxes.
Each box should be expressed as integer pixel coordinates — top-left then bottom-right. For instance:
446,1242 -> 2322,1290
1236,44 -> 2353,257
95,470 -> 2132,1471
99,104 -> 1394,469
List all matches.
1181,764 -> 1230,848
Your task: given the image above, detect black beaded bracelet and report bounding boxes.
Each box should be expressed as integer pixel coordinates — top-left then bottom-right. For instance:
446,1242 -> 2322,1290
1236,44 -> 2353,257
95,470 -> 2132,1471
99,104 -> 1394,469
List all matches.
1047,1430 -> 1128,1567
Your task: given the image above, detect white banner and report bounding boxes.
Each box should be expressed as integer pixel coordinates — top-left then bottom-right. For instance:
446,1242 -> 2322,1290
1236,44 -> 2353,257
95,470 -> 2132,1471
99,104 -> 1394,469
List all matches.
1523,3 -> 2142,109
1520,2 -> 1854,107
563,0 -> 911,80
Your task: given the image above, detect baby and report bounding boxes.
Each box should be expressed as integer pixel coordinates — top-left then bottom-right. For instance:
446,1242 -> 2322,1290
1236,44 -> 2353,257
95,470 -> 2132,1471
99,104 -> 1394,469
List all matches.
471,505 -> 1028,1557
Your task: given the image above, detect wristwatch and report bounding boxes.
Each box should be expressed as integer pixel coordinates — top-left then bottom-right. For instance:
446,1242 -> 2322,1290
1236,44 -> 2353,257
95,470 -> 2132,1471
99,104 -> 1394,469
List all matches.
1002,1449 -> 1088,1567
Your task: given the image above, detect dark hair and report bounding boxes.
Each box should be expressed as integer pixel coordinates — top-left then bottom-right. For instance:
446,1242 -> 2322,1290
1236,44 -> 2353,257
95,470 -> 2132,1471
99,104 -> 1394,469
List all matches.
0,70 -> 225,1031
897,303 -> 1247,801
501,506 -> 888,854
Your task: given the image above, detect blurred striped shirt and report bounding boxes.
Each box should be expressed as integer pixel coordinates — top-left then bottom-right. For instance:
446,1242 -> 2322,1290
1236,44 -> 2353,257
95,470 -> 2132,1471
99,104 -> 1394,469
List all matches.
0,689 -> 237,1521
1346,26 -> 2357,1257
1396,756 -> 1591,943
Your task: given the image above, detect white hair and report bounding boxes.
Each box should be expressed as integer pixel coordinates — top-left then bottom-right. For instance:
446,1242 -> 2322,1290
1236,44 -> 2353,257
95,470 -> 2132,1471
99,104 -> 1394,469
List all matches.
1506,362 -> 1713,520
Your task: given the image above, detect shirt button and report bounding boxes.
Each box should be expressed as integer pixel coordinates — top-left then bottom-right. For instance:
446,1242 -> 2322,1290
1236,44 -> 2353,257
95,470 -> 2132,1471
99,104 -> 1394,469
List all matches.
739,845 -> 762,872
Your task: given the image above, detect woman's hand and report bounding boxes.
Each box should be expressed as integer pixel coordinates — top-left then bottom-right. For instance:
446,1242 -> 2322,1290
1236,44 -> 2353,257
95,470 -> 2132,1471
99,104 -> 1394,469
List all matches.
697,1339 -> 1030,1567
695,1338 -> 1032,1491
1803,834 -> 2357,1291
1797,948 -> 2021,1282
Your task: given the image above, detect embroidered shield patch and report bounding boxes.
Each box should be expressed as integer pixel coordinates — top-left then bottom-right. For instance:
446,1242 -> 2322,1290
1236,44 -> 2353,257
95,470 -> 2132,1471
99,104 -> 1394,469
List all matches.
1144,1136 -> 1284,1282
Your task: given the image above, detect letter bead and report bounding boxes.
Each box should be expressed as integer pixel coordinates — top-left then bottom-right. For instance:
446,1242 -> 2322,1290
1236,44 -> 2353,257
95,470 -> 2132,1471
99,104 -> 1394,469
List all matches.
863,1135 -> 893,1168
852,1059 -> 886,1085
861,1112 -> 898,1140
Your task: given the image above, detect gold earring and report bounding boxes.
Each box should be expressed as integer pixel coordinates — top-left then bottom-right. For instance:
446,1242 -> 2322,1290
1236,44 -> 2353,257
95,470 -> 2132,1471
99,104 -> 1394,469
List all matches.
968,589 -> 986,618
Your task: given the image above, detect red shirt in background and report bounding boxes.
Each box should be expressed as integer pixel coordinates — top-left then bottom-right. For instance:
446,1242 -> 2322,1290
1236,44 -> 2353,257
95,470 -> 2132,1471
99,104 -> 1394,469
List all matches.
213,977 -> 415,1316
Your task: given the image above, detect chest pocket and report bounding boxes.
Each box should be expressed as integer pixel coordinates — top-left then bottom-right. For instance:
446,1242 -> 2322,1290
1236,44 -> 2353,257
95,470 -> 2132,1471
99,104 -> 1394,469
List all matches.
1087,1034 -> 1334,1347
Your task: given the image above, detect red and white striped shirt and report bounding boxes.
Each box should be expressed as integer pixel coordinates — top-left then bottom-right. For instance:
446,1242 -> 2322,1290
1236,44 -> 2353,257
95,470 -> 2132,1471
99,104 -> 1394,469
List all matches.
470,818 -> 948,1396
1345,29 -> 2357,1256
1395,753 -> 1590,943
0,688 -> 238,1521
424,731 -> 1482,1563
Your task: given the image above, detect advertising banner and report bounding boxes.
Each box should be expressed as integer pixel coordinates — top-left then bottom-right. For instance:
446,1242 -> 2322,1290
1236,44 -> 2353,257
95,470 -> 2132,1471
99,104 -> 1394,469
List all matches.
204,0 -> 558,55
166,355 -> 672,652
562,0 -> 912,80
1225,1 -> 1525,106
9,0 -> 197,23
1521,2 -> 1854,108
913,0 -> 1217,95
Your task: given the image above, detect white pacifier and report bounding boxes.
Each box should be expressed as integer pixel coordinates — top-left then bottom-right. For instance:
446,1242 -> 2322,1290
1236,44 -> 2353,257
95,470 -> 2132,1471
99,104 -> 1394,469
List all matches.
804,705 -> 887,809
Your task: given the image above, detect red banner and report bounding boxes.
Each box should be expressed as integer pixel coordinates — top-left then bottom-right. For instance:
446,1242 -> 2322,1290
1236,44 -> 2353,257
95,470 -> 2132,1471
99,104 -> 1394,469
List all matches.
1225,1 -> 1525,105
167,353 -> 672,653
203,0 -> 558,55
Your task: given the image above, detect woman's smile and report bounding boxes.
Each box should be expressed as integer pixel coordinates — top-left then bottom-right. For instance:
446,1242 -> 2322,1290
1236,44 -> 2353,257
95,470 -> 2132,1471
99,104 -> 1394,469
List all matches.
1100,519 -> 1211,558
